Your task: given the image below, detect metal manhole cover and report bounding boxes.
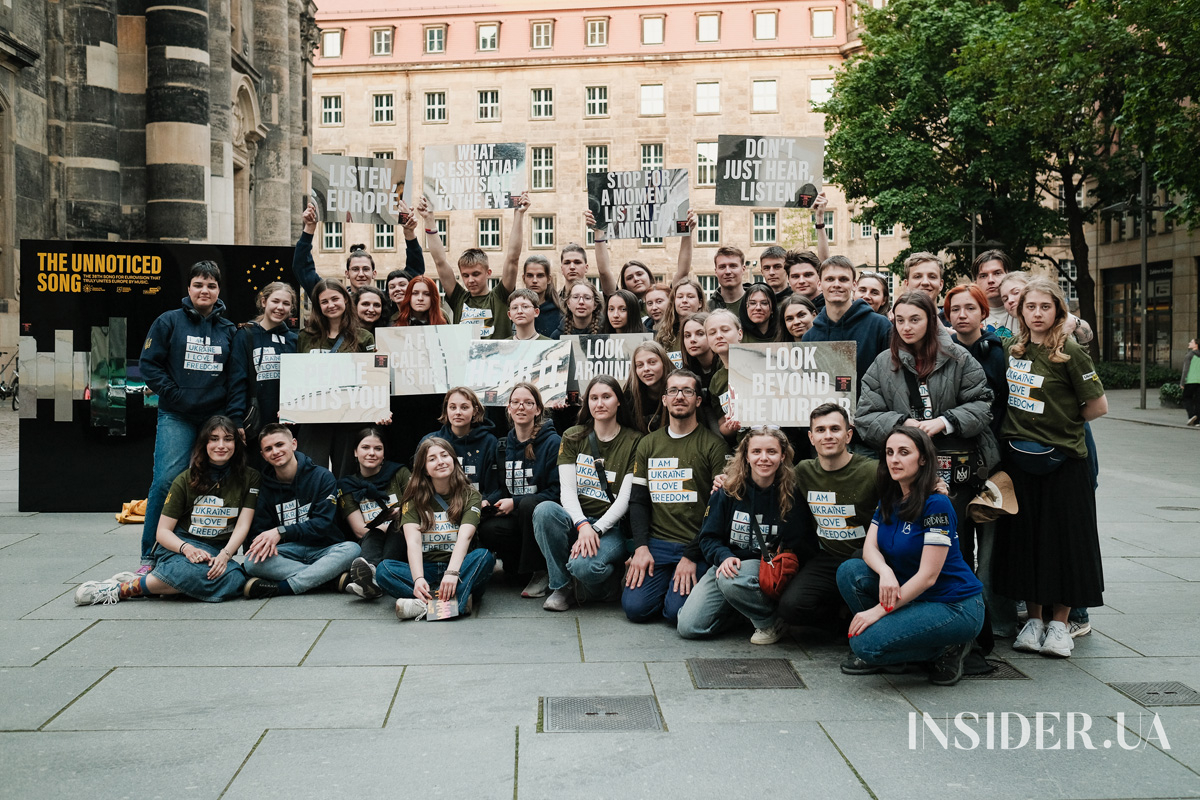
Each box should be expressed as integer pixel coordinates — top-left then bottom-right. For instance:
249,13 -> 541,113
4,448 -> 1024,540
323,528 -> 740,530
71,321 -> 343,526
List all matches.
1156,506 -> 1199,512
1109,681 -> 1200,707
687,658 -> 805,689
541,696 -> 664,732
961,659 -> 1031,680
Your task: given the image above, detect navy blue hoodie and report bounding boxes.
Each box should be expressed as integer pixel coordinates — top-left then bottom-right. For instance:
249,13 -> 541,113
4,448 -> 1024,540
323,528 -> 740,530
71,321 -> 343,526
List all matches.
140,296 -> 237,421
421,418 -> 503,505
226,322 -> 298,431
501,420 -> 561,504
697,484 -> 808,565
953,329 -> 1008,434
802,298 -> 892,393
252,451 -> 342,547
292,230 -> 425,297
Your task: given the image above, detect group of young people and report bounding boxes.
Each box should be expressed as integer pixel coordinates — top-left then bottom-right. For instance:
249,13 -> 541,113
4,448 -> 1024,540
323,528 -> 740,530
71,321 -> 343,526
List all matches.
72,199 -> 1108,687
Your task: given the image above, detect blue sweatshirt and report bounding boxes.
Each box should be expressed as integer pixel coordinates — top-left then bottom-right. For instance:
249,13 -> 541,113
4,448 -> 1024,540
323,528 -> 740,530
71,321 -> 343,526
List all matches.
140,296 -> 237,422
421,418 -> 504,505
501,420 -> 561,504
697,484 -> 807,565
226,322 -> 298,431
536,297 -> 563,340
252,452 -> 342,547
292,230 -> 425,297
802,298 -> 892,393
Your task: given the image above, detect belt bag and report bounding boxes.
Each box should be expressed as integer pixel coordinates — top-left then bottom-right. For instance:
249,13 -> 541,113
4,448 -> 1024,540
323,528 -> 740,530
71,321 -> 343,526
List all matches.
1007,440 -> 1067,476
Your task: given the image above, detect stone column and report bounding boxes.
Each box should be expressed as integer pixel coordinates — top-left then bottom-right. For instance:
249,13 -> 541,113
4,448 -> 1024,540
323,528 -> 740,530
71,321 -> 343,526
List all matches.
251,0 -> 291,246
208,0 -> 233,243
145,0 -> 210,240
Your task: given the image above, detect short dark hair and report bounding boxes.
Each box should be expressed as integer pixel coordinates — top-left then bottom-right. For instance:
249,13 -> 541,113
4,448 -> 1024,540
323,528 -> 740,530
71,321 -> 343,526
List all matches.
970,249 -> 1012,279
189,260 -> 221,285
258,422 -> 293,445
759,246 -> 787,262
809,402 -> 850,427
385,269 -> 408,284
668,368 -> 704,396
818,255 -> 855,278
786,250 -> 820,270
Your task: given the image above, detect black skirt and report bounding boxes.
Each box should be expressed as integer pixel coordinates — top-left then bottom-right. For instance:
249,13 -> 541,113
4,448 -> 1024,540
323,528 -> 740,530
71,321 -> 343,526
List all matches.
993,456 -> 1104,608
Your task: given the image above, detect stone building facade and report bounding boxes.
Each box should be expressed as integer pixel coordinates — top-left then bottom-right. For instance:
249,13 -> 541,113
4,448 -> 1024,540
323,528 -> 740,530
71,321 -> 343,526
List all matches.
0,0 -> 317,348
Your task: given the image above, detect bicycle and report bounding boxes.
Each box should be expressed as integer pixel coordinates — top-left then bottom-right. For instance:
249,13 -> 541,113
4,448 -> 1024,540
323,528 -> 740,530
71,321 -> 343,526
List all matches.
0,351 -> 19,411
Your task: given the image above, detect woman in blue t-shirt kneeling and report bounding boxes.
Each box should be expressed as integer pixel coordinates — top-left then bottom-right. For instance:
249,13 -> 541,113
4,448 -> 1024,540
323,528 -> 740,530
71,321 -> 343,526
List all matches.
836,427 -> 984,686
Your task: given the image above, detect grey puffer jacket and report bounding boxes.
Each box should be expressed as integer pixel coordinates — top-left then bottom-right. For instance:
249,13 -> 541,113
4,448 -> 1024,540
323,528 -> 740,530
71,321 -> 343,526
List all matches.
854,327 -> 999,470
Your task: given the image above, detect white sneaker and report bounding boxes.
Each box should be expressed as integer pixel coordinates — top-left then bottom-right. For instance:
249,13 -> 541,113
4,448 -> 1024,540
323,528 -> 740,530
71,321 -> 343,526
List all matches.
74,581 -> 120,606
1041,621 -> 1074,658
521,570 -> 549,598
394,598 -> 428,621
108,571 -> 140,584
751,620 -> 785,645
1013,619 -> 1046,653
543,588 -> 573,612
1068,620 -> 1091,638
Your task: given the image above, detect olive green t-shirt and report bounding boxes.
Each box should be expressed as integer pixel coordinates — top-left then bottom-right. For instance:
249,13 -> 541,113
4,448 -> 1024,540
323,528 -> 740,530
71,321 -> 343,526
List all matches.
163,467 -> 262,546
558,425 -> 642,520
709,365 -> 733,418
338,468 -> 412,524
448,283 -> 513,340
794,454 -> 879,560
631,424 -> 731,545
399,487 -> 483,563
297,328 -> 376,354
1000,339 -> 1104,458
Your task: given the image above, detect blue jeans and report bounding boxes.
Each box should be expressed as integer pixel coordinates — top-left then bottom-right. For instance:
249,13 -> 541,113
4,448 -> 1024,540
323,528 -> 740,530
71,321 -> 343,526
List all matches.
677,562 -> 777,638
151,536 -> 247,602
532,503 -> 627,595
375,548 -> 496,609
141,410 -> 201,563
621,538 -> 708,624
837,558 -> 985,665
244,541 -> 360,594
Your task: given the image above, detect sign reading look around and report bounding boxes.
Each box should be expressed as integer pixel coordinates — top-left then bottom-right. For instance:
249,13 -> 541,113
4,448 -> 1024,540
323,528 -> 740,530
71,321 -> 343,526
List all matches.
715,135 -> 824,207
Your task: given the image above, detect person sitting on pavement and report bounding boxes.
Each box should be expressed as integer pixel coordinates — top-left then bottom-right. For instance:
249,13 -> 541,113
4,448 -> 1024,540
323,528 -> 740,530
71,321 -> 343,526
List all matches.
836,427 -> 985,686
338,426 -> 411,601
421,387 -> 503,505
242,424 -> 360,599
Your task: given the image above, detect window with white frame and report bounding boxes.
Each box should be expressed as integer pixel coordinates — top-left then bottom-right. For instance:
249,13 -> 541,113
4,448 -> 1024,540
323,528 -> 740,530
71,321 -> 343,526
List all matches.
320,95 -> 342,125
531,21 -> 553,49
642,16 -> 664,44
586,145 -> 609,174
585,86 -> 608,117
373,150 -> 393,160
375,224 -> 394,250
641,143 -> 664,169
812,9 -> 835,38
478,23 -> 499,51
428,218 -> 448,248
586,18 -> 608,46
531,146 -> 554,190
323,221 -> 343,250
812,210 -> 835,242
697,13 -> 720,42
425,92 -> 446,123
753,212 -> 777,244
532,216 -> 555,247
752,80 -> 777,112
586,228 -> 595,246
698,274 -> 719,294
531,88 -> 554,119
321,29 -> 342,58
697,213 -> 720,244
695,82 -> 720,113
1058,259 -> 1078,302
425,25 -> 445,53
754,11 -> 777,40
372,93 -> 394,124
478,90 -> 500,120
860,221 -> 872,238
478,218 -> 501,249
696,142 -> 718,186
810,78 -> 834,108
878,223 -> 894,236
640,84 -> 664,115
372,28 -> 392,55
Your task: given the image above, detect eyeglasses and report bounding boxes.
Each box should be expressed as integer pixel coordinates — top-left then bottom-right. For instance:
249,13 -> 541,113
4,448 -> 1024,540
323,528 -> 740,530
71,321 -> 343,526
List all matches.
665,387 -> 697,397
508,399 -> 538,408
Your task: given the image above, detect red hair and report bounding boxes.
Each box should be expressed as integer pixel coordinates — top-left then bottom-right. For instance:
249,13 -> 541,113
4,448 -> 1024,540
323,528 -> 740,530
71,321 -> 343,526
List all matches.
942,284 -> 988,320
393,276 -> 448,326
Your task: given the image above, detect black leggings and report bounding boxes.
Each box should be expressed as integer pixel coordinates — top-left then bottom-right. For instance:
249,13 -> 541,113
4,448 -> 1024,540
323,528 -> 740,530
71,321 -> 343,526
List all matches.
475,495 -> 547,576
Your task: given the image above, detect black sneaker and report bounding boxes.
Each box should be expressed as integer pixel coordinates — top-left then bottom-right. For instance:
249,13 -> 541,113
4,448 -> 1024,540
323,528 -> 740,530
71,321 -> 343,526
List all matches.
349,557 -> 383,599
841,653 -> 886,675
929,641 -> 972,686
243,577 -> 279,599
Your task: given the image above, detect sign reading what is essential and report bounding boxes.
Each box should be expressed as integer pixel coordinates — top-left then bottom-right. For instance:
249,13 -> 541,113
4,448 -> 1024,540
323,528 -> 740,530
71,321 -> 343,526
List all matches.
463,339 -> 571,407
586,169 -> 690,240
423,142 -> 526,211
715,135 -> 824,207
310,154 -> 413,225
562,333 -> 653,392
374,325 -> 477,396
727,341 -> 856,427
278,353 -> 392,424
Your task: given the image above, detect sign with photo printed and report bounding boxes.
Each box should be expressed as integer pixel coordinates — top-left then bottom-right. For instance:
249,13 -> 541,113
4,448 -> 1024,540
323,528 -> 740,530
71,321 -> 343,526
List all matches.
715,135 -> 824,207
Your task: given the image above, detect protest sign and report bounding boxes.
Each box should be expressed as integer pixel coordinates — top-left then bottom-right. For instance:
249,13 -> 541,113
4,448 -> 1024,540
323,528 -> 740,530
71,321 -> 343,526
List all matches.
715,135 -> 824,207
562,333 -> 653,392
726,342 -> 856,427
586,169 -> 689,239
423,143 -> 526,211
311,154 -> 412,225
375,325 -> 475,395
463,339 -> 571,406
278,353 -> 392,424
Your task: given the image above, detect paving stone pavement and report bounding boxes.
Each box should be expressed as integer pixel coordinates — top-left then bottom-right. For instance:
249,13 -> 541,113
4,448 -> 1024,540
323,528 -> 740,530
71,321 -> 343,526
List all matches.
2,410 -> 1200,799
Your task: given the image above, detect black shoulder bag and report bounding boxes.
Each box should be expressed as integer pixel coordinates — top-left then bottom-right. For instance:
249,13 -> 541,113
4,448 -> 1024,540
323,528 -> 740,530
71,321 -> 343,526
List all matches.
902,368 -> 986,490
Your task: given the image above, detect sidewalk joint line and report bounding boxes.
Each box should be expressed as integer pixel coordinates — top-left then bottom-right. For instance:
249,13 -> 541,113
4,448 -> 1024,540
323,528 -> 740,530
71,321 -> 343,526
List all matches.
32,619 -> 101,666
818,721 -> 878,800
218,728 -> 269,799
37,666 -> 115,731
296,620 -> 331,666
512,725 -> 520,800
576,617 -> 585,662
381,665 -> 407,728
643,662 -> 668,732
1110,714 -> 1200,778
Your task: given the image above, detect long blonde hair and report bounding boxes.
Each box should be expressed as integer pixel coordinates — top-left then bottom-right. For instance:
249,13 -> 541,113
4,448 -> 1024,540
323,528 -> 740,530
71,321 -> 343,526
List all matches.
1008,276 -> 1071,363
722,426 -> 795,521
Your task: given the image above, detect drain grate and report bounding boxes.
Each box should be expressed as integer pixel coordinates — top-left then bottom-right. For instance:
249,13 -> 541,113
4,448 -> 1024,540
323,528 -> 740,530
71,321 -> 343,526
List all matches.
687,658 -> 805,689
541,696 -> 664,732
961,659 -> 1031,681
1109,681 -> 1200,707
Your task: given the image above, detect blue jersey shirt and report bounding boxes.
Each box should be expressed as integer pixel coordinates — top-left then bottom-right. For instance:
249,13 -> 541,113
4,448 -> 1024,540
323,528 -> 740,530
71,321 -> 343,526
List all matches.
872,493 -> 982,603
